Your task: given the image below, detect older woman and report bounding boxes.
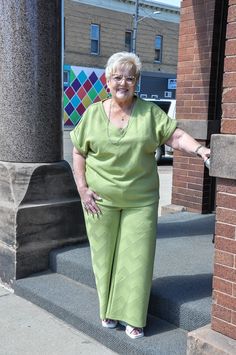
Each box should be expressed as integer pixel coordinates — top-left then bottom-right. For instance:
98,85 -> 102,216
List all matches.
70,52 -> 210,339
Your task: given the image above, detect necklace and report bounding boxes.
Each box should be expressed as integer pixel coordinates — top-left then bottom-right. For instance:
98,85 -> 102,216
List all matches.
106,99 -> 133,145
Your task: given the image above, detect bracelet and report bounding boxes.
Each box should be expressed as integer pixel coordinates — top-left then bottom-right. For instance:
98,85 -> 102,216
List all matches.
194,145 -> 203,157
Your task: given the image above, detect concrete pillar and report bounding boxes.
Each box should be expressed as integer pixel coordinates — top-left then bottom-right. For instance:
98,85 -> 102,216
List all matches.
0,0 -> 86,288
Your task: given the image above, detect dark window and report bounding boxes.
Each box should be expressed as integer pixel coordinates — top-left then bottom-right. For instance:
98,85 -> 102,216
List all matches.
90,24 -> 100,55
125,31 -> 132,52
155,35 -> 163,62
153,101 -> 170,114
64,71 -> 70,86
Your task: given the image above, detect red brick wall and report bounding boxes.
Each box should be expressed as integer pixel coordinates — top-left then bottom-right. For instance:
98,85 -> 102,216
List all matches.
212,179 -> 236,340
172,0 -> 219,213
222,0 -> 236,134
212,0 -> 236,340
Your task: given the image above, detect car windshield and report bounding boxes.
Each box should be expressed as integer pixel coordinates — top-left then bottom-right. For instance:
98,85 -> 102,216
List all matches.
152,101 -> 171,114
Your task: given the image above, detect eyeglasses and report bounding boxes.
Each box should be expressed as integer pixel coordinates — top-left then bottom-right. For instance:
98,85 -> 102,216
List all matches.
111,75 -> 136,85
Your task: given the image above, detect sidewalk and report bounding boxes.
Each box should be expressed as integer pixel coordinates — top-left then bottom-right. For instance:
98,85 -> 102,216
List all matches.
0,286 -> 116,355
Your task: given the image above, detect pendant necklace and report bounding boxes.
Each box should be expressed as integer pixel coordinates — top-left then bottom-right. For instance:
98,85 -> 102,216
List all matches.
106,99 -> 133,145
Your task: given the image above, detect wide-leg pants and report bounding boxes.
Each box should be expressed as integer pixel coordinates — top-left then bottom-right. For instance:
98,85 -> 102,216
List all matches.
83,202 -> 158,328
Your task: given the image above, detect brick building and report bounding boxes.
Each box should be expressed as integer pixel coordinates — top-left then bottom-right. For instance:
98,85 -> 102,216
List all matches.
63,0 -> 180,127
172,0 -> 236,351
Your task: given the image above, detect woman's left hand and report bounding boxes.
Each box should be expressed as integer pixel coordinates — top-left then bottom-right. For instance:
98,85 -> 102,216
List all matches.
197,146 -> 211,162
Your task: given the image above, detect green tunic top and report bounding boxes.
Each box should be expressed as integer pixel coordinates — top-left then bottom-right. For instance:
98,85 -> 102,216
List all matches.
70,97 -> 177,207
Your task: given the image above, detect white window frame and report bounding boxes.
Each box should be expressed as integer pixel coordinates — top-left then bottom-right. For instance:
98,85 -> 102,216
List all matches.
64,70 -> 70,86
154,35 -> 163,63
151,94 -> 159,100
90,24 -> 100,55
125,30 -> 132,52
164,91 -> 172,98
140,94 -> 147,99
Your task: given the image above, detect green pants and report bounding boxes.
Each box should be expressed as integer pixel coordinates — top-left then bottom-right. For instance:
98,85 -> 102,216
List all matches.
83,203 -> 158,328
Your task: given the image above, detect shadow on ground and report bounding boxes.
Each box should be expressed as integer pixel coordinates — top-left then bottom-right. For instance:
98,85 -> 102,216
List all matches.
157,213 -> 215,238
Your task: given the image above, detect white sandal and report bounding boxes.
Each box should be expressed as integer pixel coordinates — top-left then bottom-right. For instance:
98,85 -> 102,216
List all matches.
102,319 -> 118,329
119,321 -> 144,339
126,325 -> 144,339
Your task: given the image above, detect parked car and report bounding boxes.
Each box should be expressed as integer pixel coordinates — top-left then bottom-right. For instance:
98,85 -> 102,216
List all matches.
144,98 -> 176,162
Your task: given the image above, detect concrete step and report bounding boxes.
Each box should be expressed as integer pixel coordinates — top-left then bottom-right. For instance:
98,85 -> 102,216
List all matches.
50,212 -> 215,332
14,272 -> 187,355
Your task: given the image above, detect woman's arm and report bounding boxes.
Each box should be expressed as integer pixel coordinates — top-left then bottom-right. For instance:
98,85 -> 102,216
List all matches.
165,128 -> 210,161
73,147 -> 101,214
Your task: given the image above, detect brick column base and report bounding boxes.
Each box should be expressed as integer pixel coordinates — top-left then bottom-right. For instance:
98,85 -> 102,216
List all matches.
187,324 -> 236,355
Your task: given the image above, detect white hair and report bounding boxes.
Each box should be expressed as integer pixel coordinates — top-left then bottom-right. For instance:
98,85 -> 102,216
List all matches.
105,52 -> 142,80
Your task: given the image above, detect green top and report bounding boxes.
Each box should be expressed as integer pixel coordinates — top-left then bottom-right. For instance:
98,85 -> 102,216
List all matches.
70,98 -> 177,207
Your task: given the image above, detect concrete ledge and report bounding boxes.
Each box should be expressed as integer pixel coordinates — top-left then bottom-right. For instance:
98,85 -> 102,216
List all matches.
187,324 -> 236,355
177,120 -> 220,140
0,160 -> 86,286
210,134 -> 236,180
161,204 -> 187,216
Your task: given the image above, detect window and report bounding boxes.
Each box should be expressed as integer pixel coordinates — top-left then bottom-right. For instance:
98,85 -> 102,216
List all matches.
64,70 -> 70,86
164,91 -> 172,98
90,24 -> 100,55
168,79 -> 177,90
151,94 -> 159,100
154,35 -> 163,63
140,94 -> 147,99
125,31 -> 132,52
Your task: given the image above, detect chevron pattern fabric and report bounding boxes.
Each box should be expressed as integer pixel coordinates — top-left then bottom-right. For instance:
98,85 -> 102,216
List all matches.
84,203 -> 158,328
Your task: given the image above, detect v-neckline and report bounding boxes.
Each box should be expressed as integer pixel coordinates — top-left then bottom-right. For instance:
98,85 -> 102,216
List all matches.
101,97 -> 138,131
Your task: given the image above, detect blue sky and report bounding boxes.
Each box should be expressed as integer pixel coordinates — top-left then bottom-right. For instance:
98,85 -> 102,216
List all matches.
153,0 -> 181,7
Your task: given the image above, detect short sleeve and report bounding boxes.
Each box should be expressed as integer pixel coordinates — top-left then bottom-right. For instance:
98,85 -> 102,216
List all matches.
70,109 -> 90,156
151,104 -> 177,146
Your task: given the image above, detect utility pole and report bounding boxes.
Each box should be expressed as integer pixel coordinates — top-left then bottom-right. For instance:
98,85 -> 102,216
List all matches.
132,0 -> 139,53
132,0 -> 160,53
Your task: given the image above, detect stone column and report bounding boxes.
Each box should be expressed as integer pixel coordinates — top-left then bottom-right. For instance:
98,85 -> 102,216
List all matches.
0,0 -> 86,287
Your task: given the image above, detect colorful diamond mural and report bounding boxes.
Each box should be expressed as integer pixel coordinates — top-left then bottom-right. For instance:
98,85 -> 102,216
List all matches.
64,65 -> 109,127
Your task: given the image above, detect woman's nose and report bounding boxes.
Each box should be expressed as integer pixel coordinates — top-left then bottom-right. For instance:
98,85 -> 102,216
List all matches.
120,77 -> 126,84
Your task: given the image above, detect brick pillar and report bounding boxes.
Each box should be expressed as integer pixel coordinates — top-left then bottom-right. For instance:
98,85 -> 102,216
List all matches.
211,0 -> 236,340
171,0 -> 223,213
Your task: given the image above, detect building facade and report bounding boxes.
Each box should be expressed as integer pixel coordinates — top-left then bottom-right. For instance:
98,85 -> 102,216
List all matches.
63,0 -> 180,127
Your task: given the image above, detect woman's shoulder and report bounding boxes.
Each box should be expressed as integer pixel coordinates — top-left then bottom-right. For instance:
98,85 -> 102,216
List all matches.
80,100 -> 104,121
85,100 -> 103,113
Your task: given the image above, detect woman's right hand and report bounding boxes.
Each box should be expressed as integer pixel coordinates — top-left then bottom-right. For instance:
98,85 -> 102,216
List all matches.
79,186 -> 102,215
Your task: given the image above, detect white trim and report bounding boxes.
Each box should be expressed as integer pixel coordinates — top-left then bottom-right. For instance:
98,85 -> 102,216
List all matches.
164,91 -> 172,98
151,94 -> 159,99
72,0 -> 180,23
140,93 -> 148,98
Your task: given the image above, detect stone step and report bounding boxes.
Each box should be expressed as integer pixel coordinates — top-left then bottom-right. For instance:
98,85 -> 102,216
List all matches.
14,272 -> 187,355
50,212 -> 215,332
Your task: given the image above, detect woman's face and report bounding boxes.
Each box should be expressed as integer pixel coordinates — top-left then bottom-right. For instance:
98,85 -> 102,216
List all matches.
107,65 -> 137,103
